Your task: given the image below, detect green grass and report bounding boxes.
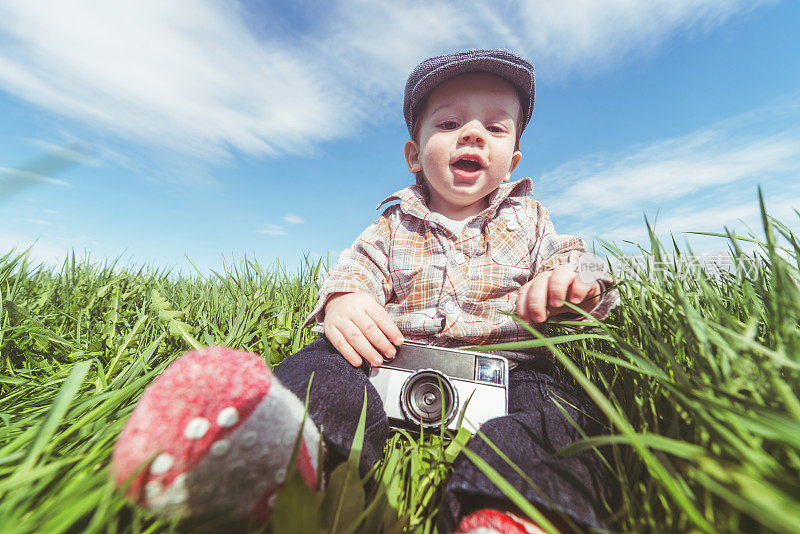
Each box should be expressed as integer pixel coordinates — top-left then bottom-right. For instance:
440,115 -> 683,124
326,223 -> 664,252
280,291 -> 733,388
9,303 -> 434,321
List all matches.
1,189 -> 799,533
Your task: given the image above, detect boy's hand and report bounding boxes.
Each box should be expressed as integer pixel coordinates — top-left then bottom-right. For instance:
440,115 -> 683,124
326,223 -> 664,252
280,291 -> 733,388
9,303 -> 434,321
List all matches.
516,265 -> 602,323
323,292 -> 405,367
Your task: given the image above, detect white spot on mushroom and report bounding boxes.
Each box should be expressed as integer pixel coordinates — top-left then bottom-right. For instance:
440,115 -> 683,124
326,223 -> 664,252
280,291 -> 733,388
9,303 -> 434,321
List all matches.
166,473 -> 188,505
146,472 -> 189,515
240,431 -> 258,448
267,493 -> 277,509
210,439 -> 230,456
150,453 -> 174,474
145,480 -> 163,500
275,468 -> 287,484
217,407 -> 239,427
184,417 -> 211,440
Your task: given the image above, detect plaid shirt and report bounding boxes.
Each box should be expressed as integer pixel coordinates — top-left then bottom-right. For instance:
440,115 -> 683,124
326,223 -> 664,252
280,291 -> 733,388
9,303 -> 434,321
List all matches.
302,177 -> 619,361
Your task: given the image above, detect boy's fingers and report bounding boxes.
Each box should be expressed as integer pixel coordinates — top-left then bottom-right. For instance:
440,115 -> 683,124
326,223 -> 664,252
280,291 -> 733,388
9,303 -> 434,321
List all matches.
547,266 -> 576,308
525,271 -> 551,322
366,301 -> 404,347
325,326 -> 364,367
342,317 -> 384,367
516,281 -> 532,321
567,277 -> 594,304
352,313 -> 395,365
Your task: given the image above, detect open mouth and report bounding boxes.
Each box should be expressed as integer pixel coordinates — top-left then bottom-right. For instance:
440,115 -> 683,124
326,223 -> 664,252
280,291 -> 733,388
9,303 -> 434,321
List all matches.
452,158 -> 483,173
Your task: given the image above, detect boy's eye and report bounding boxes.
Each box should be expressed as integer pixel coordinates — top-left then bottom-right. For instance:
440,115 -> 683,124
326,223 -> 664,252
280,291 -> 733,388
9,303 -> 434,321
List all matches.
441,121 -> 458,130
487,125 -> 504,133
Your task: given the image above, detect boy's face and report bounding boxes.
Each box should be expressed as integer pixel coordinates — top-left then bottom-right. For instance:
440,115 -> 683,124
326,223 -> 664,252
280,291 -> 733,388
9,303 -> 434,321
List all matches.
405,72 -> 523,220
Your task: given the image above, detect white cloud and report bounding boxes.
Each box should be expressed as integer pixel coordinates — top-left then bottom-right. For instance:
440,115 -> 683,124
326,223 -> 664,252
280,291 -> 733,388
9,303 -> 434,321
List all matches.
540,96 -> 800,253
282,214 -> 304,225
0,0 -> 345,159
512,0 -> 780,78
23,218 -> 49,225
24,137 -> 120,169
542,133 -> 800,218
1,164 -> 73,204
256,224 -> 287,236
0,167 -> 72,187
314,1 -> 472,116
0,0 -> 779,159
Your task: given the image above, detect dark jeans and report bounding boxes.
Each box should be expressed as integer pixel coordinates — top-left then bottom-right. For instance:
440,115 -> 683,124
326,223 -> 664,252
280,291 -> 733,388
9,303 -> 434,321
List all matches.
274,337 -> 616,533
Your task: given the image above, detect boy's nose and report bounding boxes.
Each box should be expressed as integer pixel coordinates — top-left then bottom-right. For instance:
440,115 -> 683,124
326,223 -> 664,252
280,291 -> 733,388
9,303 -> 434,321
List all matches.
460,126 -> 485,146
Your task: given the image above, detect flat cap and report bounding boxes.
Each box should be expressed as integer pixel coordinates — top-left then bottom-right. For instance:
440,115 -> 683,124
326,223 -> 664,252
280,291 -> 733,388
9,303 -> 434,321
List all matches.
403,49 -> 535,138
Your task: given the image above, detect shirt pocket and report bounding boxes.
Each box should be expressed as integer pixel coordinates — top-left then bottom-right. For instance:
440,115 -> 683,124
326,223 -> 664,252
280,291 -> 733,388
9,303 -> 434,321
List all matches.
486,220 -> 532,289
490,220 -> 531,266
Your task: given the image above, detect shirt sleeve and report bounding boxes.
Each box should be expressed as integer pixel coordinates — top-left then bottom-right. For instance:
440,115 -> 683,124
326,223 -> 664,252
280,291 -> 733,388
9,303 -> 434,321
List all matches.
528,199 -> 620,326
301,212 -> 394,330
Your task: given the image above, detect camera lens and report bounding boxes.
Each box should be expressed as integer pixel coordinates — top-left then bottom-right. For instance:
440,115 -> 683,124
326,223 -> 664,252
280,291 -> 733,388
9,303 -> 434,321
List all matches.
400,369 -> 458,428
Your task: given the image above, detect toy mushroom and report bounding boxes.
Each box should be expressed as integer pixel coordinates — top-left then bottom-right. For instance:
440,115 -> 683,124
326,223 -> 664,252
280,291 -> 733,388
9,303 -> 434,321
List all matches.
111,346 -> 321,521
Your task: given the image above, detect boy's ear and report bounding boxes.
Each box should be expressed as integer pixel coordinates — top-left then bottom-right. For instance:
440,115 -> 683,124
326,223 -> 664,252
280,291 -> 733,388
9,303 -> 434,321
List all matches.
405,139 -> 423,173
503,150 -> 522,182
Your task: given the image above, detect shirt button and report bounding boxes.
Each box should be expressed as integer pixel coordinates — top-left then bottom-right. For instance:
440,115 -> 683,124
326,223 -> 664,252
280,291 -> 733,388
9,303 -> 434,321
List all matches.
454,252 -> 466,264
506,220 -> 520,231
444,300 -> 457,314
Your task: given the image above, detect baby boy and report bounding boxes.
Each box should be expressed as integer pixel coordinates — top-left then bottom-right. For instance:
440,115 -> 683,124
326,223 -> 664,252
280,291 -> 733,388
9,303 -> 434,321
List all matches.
289,49 -> 620,532
311,49 -> 618,369
112,49 -> 619,534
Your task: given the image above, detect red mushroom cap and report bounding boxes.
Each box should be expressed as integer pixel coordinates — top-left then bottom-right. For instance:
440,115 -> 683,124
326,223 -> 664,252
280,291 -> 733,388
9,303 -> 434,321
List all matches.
111,346 -> 272,500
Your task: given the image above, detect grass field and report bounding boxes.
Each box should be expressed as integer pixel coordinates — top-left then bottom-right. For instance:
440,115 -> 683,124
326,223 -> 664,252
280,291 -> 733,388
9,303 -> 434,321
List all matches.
1,191 -> 799,533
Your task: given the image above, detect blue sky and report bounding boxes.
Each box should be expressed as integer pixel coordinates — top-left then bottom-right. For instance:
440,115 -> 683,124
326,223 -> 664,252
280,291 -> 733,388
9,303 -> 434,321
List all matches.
1,0 -> 799,275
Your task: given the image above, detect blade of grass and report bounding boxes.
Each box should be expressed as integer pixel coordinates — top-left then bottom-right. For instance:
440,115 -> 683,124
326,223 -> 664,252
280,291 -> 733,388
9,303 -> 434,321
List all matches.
18,359 -> 90,472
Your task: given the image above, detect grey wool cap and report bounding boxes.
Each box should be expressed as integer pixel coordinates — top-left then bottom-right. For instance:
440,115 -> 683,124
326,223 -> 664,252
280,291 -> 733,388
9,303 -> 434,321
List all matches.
403,49 -> 535,138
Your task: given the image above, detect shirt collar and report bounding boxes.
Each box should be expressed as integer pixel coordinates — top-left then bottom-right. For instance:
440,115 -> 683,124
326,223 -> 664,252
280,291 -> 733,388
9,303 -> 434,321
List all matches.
376,177 -> 534,223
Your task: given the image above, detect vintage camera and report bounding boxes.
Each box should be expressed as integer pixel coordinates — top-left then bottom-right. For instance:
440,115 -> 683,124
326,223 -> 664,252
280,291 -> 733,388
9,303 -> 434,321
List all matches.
364,341 -> 508,432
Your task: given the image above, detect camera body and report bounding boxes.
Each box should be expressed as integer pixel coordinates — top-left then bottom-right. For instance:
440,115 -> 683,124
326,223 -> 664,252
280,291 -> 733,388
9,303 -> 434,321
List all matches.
365,340 -> 508,432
